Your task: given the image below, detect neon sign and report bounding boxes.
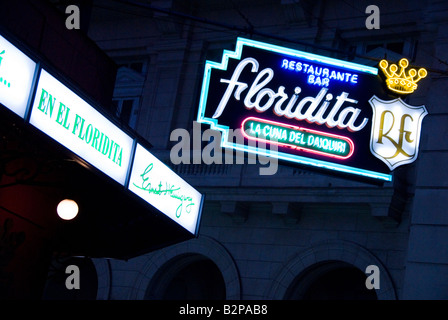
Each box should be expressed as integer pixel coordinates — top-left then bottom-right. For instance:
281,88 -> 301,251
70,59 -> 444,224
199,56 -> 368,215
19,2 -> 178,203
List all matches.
197,38 -> 428,182
379,58 -> 427,94
212,57 -> 368,133
242,117 -> 354,160
281,58 -> 359,87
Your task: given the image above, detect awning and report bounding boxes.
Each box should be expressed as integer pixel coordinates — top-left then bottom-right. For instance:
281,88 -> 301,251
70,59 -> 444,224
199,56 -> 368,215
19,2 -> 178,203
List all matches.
0,32 -> 203,260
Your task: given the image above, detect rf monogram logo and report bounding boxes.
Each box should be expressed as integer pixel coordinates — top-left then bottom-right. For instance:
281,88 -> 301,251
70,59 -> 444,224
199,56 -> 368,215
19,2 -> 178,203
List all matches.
369,96 -> 427,170
378,111 -> 414,159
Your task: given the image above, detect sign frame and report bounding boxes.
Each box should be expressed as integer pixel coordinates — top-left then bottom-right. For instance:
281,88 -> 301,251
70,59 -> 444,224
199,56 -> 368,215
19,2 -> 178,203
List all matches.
128,143 -> 204,235
29,68 -> 135,186
0,34 -> 38,119
197,37 -> 395,182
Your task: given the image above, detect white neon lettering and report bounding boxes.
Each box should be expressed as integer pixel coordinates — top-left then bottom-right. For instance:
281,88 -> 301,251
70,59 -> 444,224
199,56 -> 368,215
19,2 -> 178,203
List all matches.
244,68 -> 276,112
288,60 -> 295,70
280,59 -> 359,86
213,57 -> 258,118
215,58 -> 368,132
303,63 -> 309,72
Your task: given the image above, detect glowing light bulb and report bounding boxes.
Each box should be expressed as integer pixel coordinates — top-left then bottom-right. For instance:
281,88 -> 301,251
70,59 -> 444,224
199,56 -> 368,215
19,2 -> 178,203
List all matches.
57,199 -> 79,220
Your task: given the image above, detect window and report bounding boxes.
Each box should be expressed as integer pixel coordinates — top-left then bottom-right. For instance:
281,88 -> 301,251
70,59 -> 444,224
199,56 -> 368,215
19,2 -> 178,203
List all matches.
117,60 -> 148,75
365,42 -> 404,55
348,38 -> 417,66
111,60 -> 147,130
112,98 -> 140,129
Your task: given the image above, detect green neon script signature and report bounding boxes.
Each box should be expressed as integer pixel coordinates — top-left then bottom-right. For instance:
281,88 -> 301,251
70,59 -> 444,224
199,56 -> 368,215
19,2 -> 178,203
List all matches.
0,49 -> 11,88
133,163 -> 195,218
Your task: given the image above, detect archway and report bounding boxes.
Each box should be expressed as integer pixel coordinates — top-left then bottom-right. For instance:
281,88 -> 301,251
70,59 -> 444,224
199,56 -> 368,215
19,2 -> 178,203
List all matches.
284,261 -> 377,300
126,236 -> 241,300
266,240 -> 396,300
42,256 -> 98,300
145,254 -> 226,300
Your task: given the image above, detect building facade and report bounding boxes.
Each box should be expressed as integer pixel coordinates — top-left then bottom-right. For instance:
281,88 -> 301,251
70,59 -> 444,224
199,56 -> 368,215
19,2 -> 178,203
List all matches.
46,0 -> 448,300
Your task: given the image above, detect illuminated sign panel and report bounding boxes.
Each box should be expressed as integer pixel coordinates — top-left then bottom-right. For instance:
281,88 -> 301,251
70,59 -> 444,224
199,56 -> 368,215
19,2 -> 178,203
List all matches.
0,35 -> 37,118
0,31 -> 203,236
29,70 -> 203,233
128,144 -> 203,234
197,38 -> 428,181
30,69 -> 134,186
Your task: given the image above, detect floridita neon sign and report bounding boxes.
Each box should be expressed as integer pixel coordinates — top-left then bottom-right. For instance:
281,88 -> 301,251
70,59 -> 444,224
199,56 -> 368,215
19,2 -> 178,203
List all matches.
213,57 -> 368,133
197,38 -> 428,182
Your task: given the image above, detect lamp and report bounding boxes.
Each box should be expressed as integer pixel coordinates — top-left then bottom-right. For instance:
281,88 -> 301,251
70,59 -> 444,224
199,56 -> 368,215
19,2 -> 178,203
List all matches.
57,199 -> 79,220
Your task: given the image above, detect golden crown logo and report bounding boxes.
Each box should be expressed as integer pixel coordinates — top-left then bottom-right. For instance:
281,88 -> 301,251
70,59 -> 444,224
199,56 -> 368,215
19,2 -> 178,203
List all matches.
379,58 -> 427,94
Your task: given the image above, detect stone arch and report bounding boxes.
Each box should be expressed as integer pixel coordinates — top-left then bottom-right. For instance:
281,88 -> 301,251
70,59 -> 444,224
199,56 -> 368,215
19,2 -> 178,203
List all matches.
92,258 -> 111,300
265,240 -> 397,300
128,236 -> 241,300
144,253 -> 226,299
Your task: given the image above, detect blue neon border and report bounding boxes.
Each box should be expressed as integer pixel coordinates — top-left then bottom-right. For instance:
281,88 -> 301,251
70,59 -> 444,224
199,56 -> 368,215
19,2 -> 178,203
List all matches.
197,37 -> 392,182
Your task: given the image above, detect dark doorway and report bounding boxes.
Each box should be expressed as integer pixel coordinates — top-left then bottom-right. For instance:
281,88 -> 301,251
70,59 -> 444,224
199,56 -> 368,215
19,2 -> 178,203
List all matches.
42,256 -> 98,300
285,261 -> 377,300
145,255 -> 226,300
